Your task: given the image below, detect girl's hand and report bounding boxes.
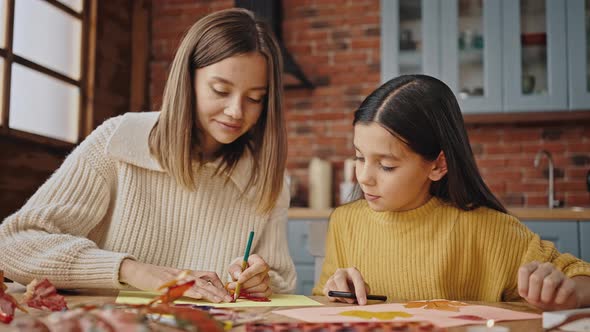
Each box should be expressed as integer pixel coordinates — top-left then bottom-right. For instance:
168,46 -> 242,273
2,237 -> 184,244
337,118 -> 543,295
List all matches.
119,259 -> 232,303
323,267 -> 371,305
227,254 -> 272,298
518,261 -> 580,310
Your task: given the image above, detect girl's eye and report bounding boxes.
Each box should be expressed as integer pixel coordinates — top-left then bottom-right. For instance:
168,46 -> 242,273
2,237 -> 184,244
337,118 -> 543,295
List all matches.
381,165 -> 396,172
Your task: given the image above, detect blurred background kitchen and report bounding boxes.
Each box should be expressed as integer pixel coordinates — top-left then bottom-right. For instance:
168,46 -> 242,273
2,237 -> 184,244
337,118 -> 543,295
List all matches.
0,0 -> 589,294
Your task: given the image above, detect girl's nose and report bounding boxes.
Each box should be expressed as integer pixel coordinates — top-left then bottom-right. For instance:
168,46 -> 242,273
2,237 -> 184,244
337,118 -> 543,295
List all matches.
356,163 -> 375,187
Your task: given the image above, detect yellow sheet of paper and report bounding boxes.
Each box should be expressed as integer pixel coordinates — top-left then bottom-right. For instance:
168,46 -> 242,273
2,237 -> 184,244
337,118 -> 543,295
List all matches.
116,290 -> 322,308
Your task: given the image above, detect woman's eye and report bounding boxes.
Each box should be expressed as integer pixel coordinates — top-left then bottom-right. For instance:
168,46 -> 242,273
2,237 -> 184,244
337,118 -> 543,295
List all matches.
212,88 -> 229,96
353,156 -> 364,162
248,97 -> 263,104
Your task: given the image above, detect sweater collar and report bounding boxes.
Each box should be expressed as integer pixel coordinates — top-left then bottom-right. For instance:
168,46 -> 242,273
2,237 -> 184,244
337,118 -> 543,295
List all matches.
371,196 -> 445,223
105,112 -> 254,193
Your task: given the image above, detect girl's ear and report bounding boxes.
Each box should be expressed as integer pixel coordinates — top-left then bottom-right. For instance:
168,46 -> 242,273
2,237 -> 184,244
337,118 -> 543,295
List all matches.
428,151 -> 448,181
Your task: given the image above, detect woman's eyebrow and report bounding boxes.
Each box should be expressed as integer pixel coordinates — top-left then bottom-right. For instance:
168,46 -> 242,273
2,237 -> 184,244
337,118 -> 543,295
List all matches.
210,76 -> 266,91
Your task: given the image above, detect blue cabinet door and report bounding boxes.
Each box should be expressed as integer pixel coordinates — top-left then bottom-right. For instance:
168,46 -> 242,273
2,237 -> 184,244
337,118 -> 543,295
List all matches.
580,222 -> 590,262
523,221 -> 580,258
287,220 -> 319,295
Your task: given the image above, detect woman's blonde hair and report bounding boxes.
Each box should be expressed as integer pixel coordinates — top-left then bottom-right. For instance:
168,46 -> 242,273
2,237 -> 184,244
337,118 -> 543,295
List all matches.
149,8 -> 286,214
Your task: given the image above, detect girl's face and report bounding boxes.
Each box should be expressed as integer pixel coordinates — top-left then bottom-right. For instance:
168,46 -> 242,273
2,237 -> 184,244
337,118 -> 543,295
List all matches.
194,52 -> 268,157
353,122 -> 441,212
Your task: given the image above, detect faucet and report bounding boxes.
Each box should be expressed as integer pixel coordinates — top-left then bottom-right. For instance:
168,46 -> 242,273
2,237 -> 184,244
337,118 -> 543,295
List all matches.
534,150 -> 559,209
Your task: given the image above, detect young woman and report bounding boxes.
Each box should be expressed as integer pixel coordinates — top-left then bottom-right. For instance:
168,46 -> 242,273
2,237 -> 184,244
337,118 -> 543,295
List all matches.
0,8 -> 295,303
314,75 -> 590,310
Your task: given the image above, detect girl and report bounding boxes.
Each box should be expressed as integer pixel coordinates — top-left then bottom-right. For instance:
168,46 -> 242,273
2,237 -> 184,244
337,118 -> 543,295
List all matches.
313,75 -> 590,310
0,8 -> 295,303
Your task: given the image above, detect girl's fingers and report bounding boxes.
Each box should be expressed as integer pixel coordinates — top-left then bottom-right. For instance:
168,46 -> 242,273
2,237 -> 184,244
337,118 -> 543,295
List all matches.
347,267 -> 368,305
554,278 -> 577,305
540,270 -> 564,303
332,269 -> 355,304
518,261 -> 540,297
527,262 -> 554,302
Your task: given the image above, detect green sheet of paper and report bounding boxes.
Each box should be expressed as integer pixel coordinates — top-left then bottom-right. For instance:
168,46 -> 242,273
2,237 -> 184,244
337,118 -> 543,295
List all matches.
116,290 -> 322,308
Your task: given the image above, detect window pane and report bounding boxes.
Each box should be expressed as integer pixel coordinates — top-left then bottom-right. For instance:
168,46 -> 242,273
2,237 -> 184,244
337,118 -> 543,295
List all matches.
399,0 -> 422,75
520,0 -> 548,95
458,0 -> 484,99
9,64 -> 79,143
0,0 -> 6,48
57,0 -> 83,13
14,0 -> 81,80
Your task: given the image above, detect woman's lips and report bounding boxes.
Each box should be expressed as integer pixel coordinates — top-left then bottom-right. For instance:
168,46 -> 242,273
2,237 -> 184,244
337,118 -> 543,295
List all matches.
216,120 -> 242,131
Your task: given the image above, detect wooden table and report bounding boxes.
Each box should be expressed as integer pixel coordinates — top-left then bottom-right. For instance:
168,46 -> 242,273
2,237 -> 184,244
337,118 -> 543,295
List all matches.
2,283 -> 544,331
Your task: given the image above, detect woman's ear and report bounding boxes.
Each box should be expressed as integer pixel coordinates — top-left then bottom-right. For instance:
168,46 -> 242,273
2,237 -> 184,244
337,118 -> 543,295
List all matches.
428,151 -> 448,181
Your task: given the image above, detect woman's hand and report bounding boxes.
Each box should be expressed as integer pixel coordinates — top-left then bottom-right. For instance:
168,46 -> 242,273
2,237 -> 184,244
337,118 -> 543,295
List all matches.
518,261 -> 580,310
119,259 -> 232,303
323,267 -> 371,305
227,254 -> 272,298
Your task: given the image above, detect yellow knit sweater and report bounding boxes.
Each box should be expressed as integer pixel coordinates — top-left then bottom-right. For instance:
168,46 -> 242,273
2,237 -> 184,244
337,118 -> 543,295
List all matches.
312,197 -> 590,301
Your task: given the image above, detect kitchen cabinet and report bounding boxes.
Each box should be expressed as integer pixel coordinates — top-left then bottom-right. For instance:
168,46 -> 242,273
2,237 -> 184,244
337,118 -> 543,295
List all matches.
501,0 -> 568,112
441,0 -> 503,113
567,0 -> 590,110
380,0 -> 441,82
581,222 -> 590,262
287,219 -> 326,295
381,0 -> 590,113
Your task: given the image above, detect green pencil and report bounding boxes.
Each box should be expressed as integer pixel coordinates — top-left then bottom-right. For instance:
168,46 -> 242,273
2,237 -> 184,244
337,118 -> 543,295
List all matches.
233,230 -> 254,301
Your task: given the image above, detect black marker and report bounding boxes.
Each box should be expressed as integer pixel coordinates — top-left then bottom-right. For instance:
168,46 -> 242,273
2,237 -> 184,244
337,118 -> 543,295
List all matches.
328,290 -> 387,302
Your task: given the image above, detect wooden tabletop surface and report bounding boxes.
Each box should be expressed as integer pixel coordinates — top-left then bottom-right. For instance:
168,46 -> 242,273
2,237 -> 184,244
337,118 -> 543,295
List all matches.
1,283 -> 545,331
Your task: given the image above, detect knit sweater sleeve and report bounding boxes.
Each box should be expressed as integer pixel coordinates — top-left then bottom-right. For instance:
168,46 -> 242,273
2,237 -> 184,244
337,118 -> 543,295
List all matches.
497,215 -> 590,301
0,116 -> 134,289
250,177 -> 296,294
311,207 -> 348,296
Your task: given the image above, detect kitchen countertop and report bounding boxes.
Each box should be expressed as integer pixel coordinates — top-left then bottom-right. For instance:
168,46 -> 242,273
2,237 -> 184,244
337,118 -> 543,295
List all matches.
288,206 -> 590,221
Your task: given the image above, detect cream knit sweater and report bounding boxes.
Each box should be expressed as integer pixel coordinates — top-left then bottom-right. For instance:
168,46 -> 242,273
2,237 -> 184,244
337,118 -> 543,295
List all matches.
0,112 -> 296,293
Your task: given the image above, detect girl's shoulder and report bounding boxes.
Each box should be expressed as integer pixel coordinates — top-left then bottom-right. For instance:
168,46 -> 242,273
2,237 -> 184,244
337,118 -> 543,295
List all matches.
329,199 -> 370,224
458,205 -> 529,234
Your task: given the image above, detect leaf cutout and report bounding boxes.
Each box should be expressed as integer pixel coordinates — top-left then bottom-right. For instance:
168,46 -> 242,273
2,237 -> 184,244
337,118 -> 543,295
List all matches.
339,310 -> 413,320
403,300 -> 469,312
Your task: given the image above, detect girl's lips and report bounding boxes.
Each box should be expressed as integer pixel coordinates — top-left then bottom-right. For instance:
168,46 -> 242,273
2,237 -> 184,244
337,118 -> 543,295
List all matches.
364,193 -> 380,201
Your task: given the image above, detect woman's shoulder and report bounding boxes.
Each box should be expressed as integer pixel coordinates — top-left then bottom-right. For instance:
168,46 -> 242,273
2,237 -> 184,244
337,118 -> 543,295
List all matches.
102,112 -> 163,171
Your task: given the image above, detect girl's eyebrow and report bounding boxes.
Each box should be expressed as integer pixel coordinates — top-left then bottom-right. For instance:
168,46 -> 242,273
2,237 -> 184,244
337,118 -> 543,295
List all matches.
210,76 -> 267,91
353,145 -> 401,161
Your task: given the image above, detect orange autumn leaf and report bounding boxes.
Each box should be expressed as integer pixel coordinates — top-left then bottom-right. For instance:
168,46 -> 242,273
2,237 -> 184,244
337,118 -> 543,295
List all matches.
403,300 -> 469,312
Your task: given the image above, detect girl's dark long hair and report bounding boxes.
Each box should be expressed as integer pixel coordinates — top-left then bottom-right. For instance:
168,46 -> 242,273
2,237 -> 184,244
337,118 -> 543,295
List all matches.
354,74 -> 506,213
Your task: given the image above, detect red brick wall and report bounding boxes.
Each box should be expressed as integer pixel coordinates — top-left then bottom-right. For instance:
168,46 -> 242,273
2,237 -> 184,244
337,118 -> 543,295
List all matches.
150,0 -> 590,208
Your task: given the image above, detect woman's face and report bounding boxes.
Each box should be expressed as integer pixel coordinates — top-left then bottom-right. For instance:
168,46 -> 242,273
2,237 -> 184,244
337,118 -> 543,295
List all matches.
194,52 -> 268,157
